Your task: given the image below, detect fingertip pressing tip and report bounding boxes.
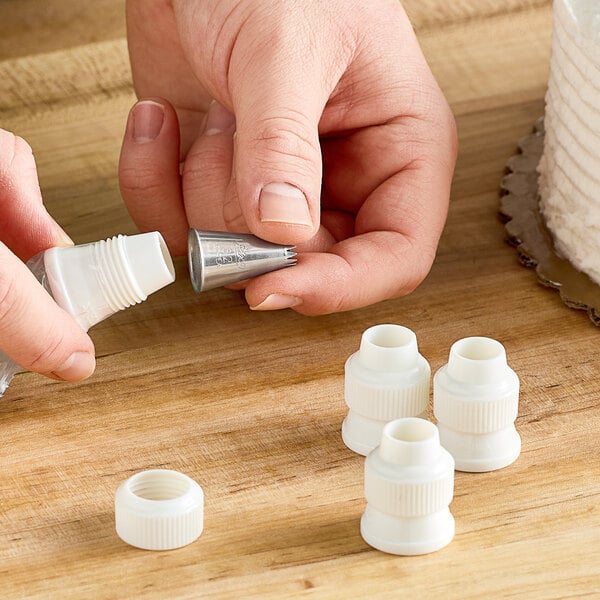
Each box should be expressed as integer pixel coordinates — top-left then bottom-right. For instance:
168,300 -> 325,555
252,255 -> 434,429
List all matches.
249,293 -> 302,311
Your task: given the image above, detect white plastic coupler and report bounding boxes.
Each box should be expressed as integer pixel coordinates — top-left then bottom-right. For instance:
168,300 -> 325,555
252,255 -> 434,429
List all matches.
342,324 -> 430,456
115,469 -> 204,550
361,417 -> 455,555
433,336 -> 521,472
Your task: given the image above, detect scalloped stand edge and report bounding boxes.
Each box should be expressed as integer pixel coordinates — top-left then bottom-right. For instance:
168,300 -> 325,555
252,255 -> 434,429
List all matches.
499,118 -> 600,326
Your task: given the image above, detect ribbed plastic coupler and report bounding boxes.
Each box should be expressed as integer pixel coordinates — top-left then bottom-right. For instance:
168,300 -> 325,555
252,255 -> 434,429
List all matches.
115,469 -> 204,551
44,232 -> 175,330
433,337 -> 521,472
342,324 -> 430,456
360,418 -> 455,555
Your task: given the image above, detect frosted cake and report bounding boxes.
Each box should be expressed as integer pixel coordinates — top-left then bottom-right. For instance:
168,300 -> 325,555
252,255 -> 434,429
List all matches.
538,0 -> 600,284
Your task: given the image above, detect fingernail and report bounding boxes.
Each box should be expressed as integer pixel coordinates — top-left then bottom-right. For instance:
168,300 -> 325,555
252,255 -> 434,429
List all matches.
204,100 -> 235,135
259,182 -> 312,226
53,225 -> 74,247
132,100 -> 165,143
250,294 -> 302,311
52,352 -> 96,381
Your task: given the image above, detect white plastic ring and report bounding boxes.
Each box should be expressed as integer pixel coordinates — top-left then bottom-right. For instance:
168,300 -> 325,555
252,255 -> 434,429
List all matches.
115,469 -> 204,550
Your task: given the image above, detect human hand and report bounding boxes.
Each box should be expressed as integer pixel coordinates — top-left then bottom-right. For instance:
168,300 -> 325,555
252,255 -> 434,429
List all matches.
0,129 -> 95,380
119,0 -> 457,315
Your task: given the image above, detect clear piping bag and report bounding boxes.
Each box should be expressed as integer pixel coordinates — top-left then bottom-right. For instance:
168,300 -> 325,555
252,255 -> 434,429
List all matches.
0,232 -> 175,397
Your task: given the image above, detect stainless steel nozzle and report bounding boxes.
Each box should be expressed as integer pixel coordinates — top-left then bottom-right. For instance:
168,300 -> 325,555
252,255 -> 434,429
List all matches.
187,229 -> 297,292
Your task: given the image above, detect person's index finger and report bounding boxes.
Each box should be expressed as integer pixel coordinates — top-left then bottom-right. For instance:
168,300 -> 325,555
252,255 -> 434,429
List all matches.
244,106 -> 456,315
119,99 -> 189,256
243,227 -> 428,316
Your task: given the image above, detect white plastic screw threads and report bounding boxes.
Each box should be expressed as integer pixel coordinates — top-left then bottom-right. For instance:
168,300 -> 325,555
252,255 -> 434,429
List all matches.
342,324 -> 430,456
361,418 -> 455,555
433,337 -> 521,472
115,469 -> 204,551
44,232 -> 176,331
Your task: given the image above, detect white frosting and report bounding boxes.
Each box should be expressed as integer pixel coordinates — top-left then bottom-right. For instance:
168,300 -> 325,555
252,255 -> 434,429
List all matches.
559,0 -> 600,43
539,0 -> 600,284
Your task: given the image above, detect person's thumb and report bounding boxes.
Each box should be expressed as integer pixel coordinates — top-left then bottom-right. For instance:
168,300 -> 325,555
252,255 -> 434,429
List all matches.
0,243 -> 96,381
0,128 -> 95,382
224,15 -> 342,245
229,81 -> 321,243
173,2 -> 353,243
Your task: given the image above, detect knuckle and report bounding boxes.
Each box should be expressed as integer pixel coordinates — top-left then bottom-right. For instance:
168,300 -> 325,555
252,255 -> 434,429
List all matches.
398,268 -> 426,296
395,242 -> 435,297
426,99 -> 458,159
0,131 -> 33,176
249,113 -> 320,176
318,267 -> 354,315
222,197 -> 246,231
27,328 -> 69,373
325,292 -> 350,315
394,101 -> 458,172
445,106 -> 459,162
119,165 -> 170,196
183,145 -> 232,186
417,90 -> 458,157
12,134 -> 33,158
0,252 -> 78,372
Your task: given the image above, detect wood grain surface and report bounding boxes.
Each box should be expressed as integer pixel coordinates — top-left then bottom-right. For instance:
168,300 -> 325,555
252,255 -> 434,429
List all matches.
1,1 -> 598,598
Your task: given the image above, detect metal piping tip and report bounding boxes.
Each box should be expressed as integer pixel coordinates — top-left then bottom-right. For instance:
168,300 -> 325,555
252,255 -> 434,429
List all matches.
187,229 -> 296,293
